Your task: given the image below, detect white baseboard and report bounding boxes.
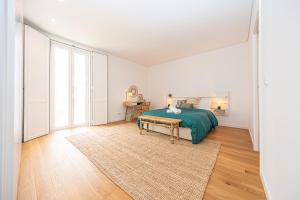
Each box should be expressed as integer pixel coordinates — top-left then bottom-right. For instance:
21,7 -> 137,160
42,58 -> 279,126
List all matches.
108,116 -> 125,123
23,132 -> 48,142
219,123 -> 258,151
248,128 -> 254,142
219,122 -> 248,130
248,128 -> 256,151
260,169 -> 272,200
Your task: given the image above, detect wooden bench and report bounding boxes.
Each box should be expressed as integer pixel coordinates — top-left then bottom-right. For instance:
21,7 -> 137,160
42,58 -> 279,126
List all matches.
138,115 -> 182,144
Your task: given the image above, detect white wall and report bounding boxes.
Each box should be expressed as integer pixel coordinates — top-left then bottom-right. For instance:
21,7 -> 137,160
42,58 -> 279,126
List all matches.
0,0 -> 23,199
147,42 -> 251,128
108,55 -> 148,122
260,0 -> 300,199
13,0 -> 24,198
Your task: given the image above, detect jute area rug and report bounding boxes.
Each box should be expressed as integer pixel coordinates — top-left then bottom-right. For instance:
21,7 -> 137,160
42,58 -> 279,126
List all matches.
67,123 -> 220,200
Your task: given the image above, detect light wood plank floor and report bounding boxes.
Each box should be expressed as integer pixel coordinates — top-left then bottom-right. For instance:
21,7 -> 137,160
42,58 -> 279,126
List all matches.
18,122 -> 266,200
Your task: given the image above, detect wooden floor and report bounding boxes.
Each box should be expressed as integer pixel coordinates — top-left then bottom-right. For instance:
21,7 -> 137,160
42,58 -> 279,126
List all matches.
18,122 -> 266,200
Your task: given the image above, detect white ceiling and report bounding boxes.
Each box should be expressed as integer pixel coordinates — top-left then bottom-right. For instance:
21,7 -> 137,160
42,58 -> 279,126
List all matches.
24,0 -> 253,66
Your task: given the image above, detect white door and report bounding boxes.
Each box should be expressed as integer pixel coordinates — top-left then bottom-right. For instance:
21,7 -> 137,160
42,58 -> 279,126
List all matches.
91,52 -> 108,125
51,43 -> 90,130
24,25 -> 50,141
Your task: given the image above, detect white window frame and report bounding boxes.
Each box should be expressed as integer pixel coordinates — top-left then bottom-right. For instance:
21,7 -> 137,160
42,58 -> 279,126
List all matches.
50,41 -> 91,131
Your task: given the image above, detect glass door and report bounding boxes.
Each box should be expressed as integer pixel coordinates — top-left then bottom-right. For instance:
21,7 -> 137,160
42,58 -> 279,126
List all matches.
72,50 -> 90,126
51,44 -> 71,129
51,42 -> 90,130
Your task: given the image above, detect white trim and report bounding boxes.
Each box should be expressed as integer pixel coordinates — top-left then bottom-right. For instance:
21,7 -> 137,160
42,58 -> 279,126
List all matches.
260,170 -> 272,200
248,128 -> 254,145
0,0 -> 17,199
50,41 -> 91,131
248,0 -> 259,39
0,0 -> 7,197
248,128 -> 258,151
218,123 -> 249,130
24,132 -> 49,142
250,34 -> 260,152
89,52 -> 93,126
24,22 -> 109,56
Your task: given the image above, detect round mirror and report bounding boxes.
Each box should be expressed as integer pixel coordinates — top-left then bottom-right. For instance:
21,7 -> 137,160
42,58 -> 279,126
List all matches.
128,85 -> 138,98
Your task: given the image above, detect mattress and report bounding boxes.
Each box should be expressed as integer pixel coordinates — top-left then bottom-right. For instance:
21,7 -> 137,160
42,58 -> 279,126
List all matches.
148,124 -> 192,140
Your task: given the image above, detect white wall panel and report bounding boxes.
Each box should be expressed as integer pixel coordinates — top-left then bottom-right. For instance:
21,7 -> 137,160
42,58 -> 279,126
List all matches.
92,52 -> 107,125
24,25 -> 50,141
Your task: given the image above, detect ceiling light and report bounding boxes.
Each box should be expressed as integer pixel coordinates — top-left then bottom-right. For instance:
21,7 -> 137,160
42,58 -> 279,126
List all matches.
51,18 -> 56,22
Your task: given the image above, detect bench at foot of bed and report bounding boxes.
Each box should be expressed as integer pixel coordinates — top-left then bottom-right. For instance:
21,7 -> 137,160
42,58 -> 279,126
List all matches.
138,115 -> 182,144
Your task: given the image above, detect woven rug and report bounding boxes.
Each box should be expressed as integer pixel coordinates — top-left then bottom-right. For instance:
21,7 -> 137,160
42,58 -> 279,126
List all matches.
67,123 -> 220,200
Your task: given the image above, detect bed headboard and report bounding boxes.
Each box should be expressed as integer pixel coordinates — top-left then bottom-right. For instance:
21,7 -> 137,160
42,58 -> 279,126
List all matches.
171,92 -> 229,110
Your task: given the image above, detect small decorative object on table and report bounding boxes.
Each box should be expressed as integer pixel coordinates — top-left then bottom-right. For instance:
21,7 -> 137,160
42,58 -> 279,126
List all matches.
137,94 -> 144,104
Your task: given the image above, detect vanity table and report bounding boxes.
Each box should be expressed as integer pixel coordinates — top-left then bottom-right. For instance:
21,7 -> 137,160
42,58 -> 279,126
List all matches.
123,101 -> 150,121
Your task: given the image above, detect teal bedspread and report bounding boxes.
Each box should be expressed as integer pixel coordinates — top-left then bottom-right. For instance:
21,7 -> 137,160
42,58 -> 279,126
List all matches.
137,108 -> 218,144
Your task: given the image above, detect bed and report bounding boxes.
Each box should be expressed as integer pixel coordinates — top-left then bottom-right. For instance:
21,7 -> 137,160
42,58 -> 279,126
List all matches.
137,108 -> 218,144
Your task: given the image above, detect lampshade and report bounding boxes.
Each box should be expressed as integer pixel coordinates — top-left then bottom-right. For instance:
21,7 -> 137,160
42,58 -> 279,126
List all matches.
167,97 -> 173,106
210,98 -> 228,110
166,94 -> 173,107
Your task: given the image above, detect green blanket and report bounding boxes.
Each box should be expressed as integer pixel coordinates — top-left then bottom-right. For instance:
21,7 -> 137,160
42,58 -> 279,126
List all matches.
137,108 -> 218,144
